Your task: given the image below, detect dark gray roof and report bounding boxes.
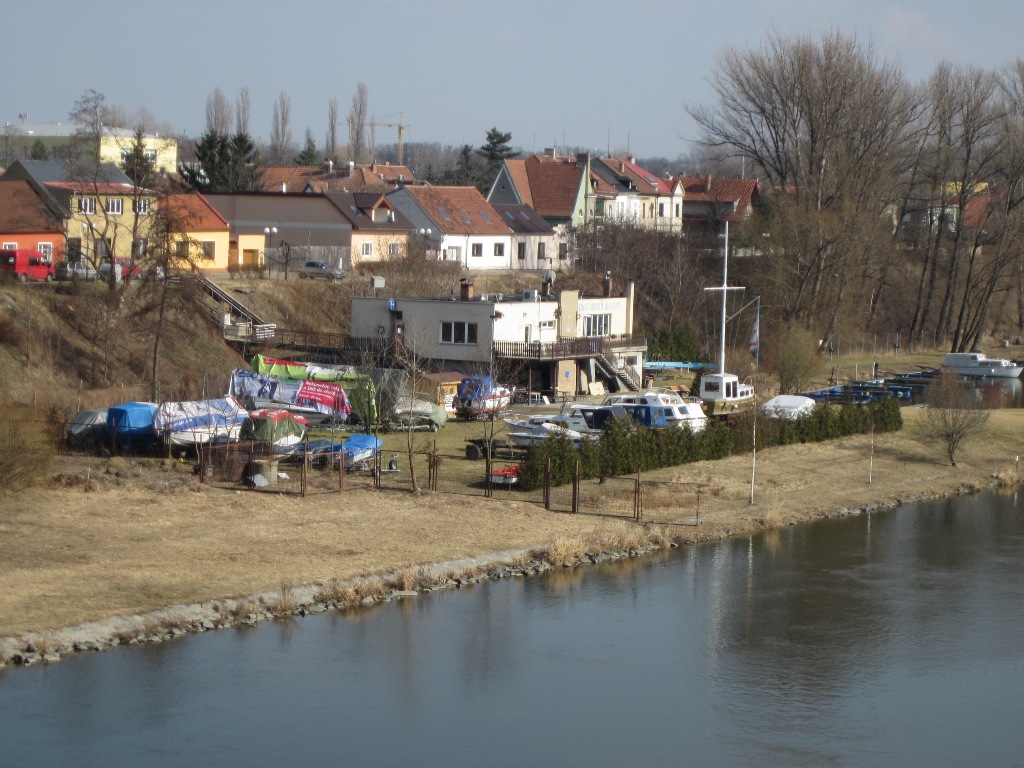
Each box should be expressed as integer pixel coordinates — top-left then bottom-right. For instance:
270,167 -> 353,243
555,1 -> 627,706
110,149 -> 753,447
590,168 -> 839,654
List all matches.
492,204 -> 555,235
0,159 -> 132,185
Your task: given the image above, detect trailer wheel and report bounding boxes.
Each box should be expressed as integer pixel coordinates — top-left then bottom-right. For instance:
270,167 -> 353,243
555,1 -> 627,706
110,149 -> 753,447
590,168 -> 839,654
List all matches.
465,443 -> 483,460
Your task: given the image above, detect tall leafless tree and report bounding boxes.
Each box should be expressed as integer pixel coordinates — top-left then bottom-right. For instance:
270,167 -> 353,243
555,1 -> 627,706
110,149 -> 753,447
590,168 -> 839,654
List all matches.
269,91 -> 293,164
348,82 -> 369,163
235,86 -> 251,135
326,97 -> 339,164
205,88 -> 232,135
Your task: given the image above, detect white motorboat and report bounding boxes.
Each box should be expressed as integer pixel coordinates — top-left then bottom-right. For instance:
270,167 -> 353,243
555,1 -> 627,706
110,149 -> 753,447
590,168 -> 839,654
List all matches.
506,421 -> 585,448
761,395 -> 816,420
453,375 -> 512,419
940,352 -> 1023,378
602,389 -> 708,432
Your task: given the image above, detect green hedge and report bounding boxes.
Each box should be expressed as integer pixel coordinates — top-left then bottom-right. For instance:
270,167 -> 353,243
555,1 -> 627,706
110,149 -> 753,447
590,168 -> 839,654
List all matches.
519,398 -> 903,490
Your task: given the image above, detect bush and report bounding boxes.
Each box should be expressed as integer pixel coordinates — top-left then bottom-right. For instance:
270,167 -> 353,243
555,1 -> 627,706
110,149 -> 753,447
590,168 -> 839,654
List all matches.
0,409 -> 53,490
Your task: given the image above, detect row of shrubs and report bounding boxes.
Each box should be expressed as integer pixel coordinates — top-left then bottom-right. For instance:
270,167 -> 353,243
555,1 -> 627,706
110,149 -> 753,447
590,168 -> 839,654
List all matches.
518,398 -> 903,490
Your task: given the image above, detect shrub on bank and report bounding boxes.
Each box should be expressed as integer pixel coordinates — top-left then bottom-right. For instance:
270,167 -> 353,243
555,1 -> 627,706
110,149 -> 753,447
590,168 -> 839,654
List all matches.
519,398 -> 903,490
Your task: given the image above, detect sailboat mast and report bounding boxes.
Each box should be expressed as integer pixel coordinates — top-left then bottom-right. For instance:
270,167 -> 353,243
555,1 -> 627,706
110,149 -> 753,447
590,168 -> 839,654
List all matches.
719,221 -> 729,375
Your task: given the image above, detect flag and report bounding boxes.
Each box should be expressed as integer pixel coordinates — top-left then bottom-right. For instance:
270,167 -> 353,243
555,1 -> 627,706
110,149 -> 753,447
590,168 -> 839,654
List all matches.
749,317 -> 760,356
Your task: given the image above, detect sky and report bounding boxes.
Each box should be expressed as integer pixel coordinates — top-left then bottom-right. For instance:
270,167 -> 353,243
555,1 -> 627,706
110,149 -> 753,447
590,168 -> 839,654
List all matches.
5,0 -> 1024,166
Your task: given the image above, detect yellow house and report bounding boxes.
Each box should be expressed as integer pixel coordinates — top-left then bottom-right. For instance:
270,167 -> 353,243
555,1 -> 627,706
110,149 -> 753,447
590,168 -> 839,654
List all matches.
163,194 -> 232,273
3,123 -> 178,175
45,181 -> 160,263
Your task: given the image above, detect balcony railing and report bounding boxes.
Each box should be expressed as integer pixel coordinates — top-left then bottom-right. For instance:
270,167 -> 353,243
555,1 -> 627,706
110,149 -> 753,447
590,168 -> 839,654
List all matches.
493,334 -> 646,361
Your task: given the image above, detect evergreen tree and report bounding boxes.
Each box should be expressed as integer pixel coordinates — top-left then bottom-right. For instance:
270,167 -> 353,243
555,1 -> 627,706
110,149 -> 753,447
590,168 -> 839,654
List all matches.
475,127 -> 518,192
120,128 -> 156,187
180,130 -> 264,192
29,138 -> 48,161
295,130 -> 319,165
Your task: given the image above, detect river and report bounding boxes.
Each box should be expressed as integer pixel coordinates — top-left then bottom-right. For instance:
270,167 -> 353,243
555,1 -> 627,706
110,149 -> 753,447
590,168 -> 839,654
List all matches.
2,490 -> 1023,767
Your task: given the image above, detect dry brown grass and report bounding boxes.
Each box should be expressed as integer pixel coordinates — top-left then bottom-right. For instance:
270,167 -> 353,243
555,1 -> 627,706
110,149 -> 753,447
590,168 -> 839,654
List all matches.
3,408 -> 1024,637
269,585 -> 298,617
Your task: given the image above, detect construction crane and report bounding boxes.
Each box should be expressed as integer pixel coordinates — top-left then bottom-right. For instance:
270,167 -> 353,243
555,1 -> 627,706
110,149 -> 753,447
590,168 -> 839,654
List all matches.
368,112 -> 409,166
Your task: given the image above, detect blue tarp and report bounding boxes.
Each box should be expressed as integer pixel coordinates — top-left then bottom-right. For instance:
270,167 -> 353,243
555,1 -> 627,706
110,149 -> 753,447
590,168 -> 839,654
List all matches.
107,402 -> 158,453
457,375 -> 497,399
643,361 -> 716,372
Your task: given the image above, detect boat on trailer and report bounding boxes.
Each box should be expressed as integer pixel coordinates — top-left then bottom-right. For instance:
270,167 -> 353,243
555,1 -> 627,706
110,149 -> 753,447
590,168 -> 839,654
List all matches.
941,352 -> 1023,379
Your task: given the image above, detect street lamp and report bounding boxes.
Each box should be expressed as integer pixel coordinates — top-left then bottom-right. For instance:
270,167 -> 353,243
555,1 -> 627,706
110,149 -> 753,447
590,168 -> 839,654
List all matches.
263,226 -> 277,274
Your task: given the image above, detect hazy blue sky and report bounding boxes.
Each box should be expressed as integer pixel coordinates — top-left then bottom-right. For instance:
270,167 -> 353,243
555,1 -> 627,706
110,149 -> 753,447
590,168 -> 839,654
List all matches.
5,0 -> 1023,162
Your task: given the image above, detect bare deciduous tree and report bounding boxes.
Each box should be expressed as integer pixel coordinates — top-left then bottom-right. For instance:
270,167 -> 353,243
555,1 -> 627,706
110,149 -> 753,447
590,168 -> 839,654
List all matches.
920,374 -> 990,466
348,82 -> 369,163
326,97 -> 339,163
235,86 -> 251,135
205,88 -> 232,135
269,91 -> 293,164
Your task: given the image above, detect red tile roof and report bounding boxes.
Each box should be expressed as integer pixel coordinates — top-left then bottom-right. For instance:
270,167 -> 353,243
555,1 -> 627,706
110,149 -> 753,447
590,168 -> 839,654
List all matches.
0,180 -> 63,233
678,176 -> 760,221
260,165 -> 324,193
402,186 -> 511,235
523,156 -> 585,218
160,193 -> 230,231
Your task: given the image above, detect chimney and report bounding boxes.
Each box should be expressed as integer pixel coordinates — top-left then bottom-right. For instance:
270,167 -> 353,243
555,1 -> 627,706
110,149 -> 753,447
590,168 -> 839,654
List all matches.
459,277 -> 474,301
706,174 -> 712,192
603,271 -> 613,297
628,155 -> 636,164
281,183 -> 287,193
325,159 -> 333,174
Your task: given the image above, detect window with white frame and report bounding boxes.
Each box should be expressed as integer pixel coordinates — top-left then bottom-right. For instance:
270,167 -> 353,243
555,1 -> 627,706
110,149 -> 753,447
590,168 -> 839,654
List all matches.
106,198 -> 123,215
446,246 -> 462,261
440,321 -> 478,345
2,242 -> 16,250
361,242 -> 373,257
133,199 -> 150,215
79,197 -> 96,215
471,243 -> 483,257
494,243 -> 504,257
388,242 -> 400,257
37,242 -> 53,258
583,314 -> 611,337
539,320 -> 555,330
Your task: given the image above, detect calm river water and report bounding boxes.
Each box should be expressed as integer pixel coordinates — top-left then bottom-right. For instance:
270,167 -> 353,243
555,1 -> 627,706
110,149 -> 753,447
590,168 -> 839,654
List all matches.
3,491 -> 1024,767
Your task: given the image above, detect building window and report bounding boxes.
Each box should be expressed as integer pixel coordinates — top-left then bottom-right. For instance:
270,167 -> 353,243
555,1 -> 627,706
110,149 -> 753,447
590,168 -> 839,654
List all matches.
675,203 -> 681,217
132,238 -> 148,258
2,242 -> 16,250
362,242 -> 373,257
659,203 -> 666,217
518,242 -> 526,259
494,243 -> 504,257
539,320 -> 555,330
66,238 -> 82,261
471,243 -> 483,257
79,197 -> 96,215
388,242 -> 400,257
446,246 -> 462,261
95,238 -> 111,258
202,241 -> 215,260
559,243 -> 568,260
175,240 -> 189,258
440,321 -> 479,345
36,242 -> 53,258
134,199 -> 150,215
106,198 -> 123,215
583,314 -> 611,337
537,242 -> 546,260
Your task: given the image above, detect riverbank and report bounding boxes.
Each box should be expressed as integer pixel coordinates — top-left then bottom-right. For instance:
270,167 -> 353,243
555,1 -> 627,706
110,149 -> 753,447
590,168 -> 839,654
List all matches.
2,407 -> 1023,666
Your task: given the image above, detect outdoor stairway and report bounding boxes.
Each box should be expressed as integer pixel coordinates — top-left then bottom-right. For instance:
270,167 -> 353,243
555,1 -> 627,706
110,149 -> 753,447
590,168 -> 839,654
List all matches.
595,352 -> 641,392
193,276 -> 271,326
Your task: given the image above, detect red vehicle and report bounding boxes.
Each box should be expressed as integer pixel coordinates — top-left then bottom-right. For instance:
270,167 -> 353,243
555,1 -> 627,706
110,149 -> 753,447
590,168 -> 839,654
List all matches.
0,249 -> 54,282
98,257 -> 143,281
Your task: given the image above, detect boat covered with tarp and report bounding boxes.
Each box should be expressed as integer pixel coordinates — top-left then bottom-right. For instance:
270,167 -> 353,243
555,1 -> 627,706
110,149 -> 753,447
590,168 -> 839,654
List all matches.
66,407 -> 108,450
107,402 -> 159,454
342,433 -> 383,470
239,408 -> 308,450
452,375 -> 512,419
153,396 -> 248,446
230,369 -> 351,426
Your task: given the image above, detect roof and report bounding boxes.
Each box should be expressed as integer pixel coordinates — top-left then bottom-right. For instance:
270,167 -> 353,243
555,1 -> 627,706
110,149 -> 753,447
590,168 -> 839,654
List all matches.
492,204 -> 555,235
1,159 -> 132,185
595,156 -> 674,196
45,181 -> 151,196
421,372 -> 466,385
160,193 -> 230,231
0,180 -> 65,233
678,176 -> 760,221
503,159 -> 534,206
260,165 -> 324,193
306,162 -> 418,194
323,191 -> 413,231
397,186 -> 511,235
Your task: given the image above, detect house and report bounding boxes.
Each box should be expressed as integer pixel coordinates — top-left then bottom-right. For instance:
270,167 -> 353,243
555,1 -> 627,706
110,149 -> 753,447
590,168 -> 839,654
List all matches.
349,277 -> 646,396
2,160 -> 159,264
1,122 -> 178,174
412,372 -> 466,413
491,204 -> 562,271
203,192 -> 353,274
488,151 -> 589,230
162,194 -> 232,273
0,180 -> 66,260
677,175 -> 760,226
386,186 -> 512,269
259,165 -> 325,194
591,156 -> 683,231
323,191 -> 413,267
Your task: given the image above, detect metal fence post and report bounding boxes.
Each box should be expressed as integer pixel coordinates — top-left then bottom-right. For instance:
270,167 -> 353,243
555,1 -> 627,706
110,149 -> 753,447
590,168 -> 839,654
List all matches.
572,460 -> 579,514
544,458 -> 551,510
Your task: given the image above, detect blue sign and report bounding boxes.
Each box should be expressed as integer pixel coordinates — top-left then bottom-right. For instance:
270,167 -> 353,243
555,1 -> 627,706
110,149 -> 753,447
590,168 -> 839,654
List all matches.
388,298 -> 396,311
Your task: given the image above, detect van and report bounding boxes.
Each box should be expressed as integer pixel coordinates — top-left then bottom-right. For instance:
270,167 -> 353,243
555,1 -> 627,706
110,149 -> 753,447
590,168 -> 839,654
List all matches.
0,249 -> 54,282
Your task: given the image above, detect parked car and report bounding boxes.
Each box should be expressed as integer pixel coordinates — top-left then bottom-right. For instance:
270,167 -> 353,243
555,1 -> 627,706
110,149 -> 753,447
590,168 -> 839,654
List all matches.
0,249 -> 54,282
298,260 -> 345,280
97,258 -> 142,281
55,260 -> 100,281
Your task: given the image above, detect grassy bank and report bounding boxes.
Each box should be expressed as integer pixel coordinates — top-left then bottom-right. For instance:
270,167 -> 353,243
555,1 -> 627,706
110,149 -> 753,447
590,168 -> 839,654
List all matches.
2,406 -> 1022,640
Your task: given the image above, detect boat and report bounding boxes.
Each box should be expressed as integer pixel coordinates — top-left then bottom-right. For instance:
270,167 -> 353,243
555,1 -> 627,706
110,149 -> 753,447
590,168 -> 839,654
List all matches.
152,396 -> 248,447
452,375 -> 512,419
239,408 -> 309,452
602,389 -> 708,432
341,433 -> 383,470
940,352 -> 1023,378
506,421 -> 585,448
761,395 -> 816,420
699,221 -> 757,416
489,465 -> 520,486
